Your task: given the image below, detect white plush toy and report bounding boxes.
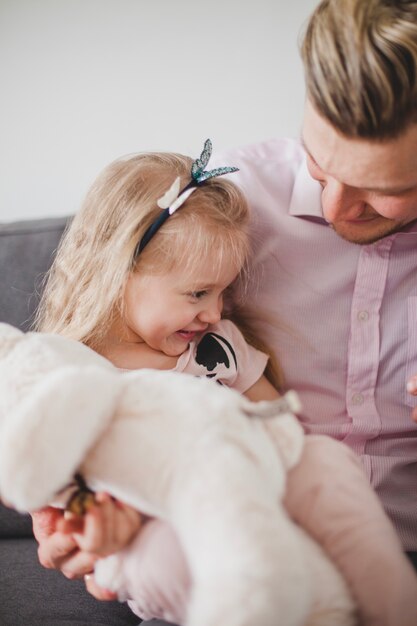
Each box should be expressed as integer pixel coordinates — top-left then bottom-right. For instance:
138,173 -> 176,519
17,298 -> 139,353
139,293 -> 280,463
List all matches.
0,322 -> 356,626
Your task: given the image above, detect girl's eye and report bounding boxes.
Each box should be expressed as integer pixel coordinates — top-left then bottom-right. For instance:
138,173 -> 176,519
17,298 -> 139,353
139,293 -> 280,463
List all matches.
189,290 -> 208,300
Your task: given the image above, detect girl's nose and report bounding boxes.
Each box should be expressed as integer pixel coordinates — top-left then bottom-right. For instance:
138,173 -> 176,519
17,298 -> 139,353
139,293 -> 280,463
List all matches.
199,297 -> 222,325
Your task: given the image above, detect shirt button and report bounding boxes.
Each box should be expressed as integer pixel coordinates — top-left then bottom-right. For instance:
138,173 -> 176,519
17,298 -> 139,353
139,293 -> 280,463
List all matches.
352,393 -> 364,405
357,310 -> 369,321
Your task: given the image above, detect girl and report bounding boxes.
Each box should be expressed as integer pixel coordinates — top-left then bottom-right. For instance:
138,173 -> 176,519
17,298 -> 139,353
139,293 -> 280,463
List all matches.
33,140 -> 417,626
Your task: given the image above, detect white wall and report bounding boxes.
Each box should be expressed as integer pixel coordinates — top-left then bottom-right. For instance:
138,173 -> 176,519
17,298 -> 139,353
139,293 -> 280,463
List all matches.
0,0 -> 318,222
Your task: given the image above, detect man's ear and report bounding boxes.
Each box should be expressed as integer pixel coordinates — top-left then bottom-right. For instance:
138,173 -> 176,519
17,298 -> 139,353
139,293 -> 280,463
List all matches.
0,366 -> 121,512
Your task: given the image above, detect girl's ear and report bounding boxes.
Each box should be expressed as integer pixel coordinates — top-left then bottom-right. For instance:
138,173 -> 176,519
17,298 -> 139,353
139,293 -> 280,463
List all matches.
0,367 -> 121,512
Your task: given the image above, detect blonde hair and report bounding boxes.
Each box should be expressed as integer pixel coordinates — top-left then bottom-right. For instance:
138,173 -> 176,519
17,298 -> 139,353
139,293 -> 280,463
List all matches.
301,0 -> 417,138
34,152 -> 250,349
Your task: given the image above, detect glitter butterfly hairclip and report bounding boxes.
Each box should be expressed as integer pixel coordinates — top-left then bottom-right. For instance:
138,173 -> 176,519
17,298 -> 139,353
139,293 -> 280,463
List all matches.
134,139 -> 239,257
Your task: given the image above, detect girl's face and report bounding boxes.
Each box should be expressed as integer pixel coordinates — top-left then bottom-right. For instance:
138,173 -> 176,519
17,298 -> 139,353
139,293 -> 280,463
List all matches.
121,253 -> 242,357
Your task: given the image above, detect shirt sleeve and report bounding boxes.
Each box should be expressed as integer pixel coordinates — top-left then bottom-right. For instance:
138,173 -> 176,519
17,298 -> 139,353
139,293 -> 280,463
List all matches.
177,319 -> 268,394
283,435 -> 417,626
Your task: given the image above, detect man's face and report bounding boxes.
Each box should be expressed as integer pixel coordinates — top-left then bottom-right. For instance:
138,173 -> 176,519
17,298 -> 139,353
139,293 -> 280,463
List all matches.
302,100 -> 417,244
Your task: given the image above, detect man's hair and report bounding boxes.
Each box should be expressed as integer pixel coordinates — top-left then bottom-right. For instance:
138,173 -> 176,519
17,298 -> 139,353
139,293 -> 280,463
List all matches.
300,0 -> 417,138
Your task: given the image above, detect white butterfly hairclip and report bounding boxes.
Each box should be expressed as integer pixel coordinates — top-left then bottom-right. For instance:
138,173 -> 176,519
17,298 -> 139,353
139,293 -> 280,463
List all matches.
157,177 -> 196,215
134,139 -> 239,257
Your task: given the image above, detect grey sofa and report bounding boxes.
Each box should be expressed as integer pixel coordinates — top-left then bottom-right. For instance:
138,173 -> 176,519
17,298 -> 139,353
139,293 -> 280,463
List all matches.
0,217 -> 147,626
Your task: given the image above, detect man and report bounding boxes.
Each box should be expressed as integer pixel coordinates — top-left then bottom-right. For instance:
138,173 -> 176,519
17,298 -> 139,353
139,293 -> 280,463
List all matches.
33,0 -> 417,624
226,0 -> 417,554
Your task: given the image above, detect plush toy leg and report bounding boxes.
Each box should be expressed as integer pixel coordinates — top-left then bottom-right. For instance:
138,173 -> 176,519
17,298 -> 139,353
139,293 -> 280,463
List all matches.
172,436 -> 313,626
297,530 -> 357,626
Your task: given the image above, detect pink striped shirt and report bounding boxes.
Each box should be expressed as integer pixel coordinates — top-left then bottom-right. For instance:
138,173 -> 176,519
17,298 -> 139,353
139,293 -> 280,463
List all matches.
215,138 -> 417,549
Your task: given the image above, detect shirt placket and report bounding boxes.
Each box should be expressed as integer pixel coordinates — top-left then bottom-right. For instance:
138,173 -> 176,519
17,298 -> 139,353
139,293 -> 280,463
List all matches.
344,237 -> 394,454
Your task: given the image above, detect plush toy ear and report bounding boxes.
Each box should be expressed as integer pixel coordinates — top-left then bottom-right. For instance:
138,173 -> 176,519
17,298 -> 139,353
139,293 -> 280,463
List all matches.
0,366 -> 121,512
242,391 -> 304,470
262,414 -> 305,470
0,323 -> 24,359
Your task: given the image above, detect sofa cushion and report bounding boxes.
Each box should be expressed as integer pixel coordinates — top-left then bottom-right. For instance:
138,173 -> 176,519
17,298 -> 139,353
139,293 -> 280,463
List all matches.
0,217 -> 68,537
0,537 -> 140,626
0,216 -> 144,624
0,217 -> 68,330
0,504 -> 32,538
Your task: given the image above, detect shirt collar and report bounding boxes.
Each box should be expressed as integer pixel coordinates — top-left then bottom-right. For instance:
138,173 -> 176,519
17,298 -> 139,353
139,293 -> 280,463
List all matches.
288,155 -> 324,219
288,154 -> 417,236
396,219 -> 417,236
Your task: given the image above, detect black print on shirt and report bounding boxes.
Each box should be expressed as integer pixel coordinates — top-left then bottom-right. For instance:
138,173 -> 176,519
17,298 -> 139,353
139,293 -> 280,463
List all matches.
195,332 -> 238,380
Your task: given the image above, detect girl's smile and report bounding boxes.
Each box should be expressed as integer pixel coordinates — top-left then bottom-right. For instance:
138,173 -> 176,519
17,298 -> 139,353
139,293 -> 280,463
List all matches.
176,329 -> 204,342
115,255 -> 242,358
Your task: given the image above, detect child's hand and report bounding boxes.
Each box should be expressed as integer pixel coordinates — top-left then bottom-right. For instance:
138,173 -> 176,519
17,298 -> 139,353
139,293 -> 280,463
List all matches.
84,572 -> 118,601
32,507 -> 97,579
33,496 -> 142,583
58,492 -> 143,558
406,376 -> 417,422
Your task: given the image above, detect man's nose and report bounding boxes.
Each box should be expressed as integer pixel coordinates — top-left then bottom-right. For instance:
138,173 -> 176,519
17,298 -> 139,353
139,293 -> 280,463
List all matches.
321,178 -> 367,223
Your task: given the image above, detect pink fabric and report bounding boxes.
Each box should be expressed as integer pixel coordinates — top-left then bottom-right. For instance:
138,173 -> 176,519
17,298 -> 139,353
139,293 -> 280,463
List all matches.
124,522 -> 190,624
124,436 -> 417,626
175,319 -> 268,392
212,138 -> 417,550
114,144 -> 417,622
284,435 -> 417,626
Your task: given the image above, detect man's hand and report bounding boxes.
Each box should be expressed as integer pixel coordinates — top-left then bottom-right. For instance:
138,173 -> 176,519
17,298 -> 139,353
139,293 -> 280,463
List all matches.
406,376 -> 417,422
